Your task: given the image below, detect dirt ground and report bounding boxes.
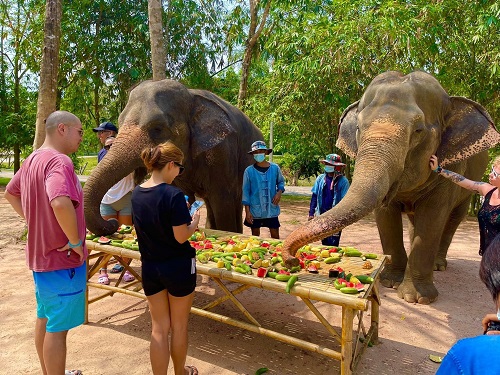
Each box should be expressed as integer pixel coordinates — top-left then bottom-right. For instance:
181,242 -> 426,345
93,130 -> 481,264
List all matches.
0,188 -> 493,375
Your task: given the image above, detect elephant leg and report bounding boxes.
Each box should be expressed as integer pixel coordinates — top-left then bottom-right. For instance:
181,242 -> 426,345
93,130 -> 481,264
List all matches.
204,192 -> 243,233
434,197 -> 471,271
375,204 -> 406,289
397,202 -> 449,304
204,198 -> 216,230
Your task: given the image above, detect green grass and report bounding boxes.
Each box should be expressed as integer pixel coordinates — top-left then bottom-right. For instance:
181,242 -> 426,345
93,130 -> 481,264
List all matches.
281,194 -> 310,202
77,156 -> 99,175
0,177 -> 11,186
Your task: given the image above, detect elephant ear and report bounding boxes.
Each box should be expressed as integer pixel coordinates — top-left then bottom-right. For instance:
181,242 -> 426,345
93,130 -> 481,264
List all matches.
437,97 -> 500,166
190,92 -> 236,159
336,101 -> 359,159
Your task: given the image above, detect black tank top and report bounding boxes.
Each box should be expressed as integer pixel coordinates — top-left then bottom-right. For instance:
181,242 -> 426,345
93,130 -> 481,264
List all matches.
477,188 -> 500,255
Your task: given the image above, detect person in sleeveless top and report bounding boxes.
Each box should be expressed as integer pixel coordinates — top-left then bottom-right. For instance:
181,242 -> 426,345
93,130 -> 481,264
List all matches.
430,155 -> 500,255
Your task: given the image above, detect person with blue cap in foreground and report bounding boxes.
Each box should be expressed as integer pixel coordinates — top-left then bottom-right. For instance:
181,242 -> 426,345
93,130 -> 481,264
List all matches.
242,141 -> 285,239
309,153 -> 350,246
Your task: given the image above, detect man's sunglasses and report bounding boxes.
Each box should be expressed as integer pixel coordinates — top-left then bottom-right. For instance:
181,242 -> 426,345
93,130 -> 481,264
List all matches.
174,161 -> 185,175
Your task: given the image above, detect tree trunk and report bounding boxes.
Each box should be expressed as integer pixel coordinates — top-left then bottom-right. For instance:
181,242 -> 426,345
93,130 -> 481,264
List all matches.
33,0 -> 62,150
148,0 -> 166,81
237,0 -> 272,109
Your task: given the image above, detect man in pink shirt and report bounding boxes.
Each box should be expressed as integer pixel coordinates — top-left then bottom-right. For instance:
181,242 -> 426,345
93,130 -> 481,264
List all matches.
5,110 -> 87,375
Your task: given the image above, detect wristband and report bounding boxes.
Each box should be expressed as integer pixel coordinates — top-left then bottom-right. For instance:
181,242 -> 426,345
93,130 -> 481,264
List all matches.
68,239 -> 82,248
433,166 -> 442,174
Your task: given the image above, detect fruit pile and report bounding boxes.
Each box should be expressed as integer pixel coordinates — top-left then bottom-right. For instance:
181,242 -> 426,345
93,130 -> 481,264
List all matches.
189,230 -> 378,295
86,227 -> 379,295
86,225 -> 138,250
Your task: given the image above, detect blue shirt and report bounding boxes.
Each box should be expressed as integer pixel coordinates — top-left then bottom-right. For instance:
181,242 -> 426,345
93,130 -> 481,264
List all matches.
97,148 -> 107,163
436,335 -> 500,375
242,162 -> 285,219
309,174 -> 349,217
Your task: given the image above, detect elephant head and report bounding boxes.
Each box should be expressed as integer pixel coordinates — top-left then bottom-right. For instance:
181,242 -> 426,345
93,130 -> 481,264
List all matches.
282,70 -> 500,262
84,79 -> 263,235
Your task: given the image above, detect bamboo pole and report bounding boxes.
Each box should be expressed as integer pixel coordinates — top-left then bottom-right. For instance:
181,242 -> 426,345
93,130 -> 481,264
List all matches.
341,307 -> 355,375
211,278 -> 261,326
201,284 -> 251,310
191,306 -> 342,361
301,297 -> 342,343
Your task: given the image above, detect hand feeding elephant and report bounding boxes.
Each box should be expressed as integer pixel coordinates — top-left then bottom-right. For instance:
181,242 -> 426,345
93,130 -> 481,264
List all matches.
84,79 -> 263,236
282,71 -> 500,304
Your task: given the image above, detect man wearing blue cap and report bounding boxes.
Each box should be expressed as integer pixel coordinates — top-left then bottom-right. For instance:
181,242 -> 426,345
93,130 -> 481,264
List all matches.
93,121 -> 118,162
309,153 -> 350,246
242,141 -> 286,239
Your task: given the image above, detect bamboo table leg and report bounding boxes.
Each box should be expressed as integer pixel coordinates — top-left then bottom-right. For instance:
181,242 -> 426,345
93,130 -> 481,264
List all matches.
341,306 -> 355,375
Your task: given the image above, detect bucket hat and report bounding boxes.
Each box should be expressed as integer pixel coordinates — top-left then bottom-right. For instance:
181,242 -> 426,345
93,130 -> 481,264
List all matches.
320,153 -> 346,166
248,140 -> 272,155
93,121 -> 118,133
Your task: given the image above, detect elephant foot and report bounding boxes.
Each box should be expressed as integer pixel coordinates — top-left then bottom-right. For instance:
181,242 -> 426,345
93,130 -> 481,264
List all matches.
396,279 -> 438,304
380,267 -> 404,289
433,257 -> 447,271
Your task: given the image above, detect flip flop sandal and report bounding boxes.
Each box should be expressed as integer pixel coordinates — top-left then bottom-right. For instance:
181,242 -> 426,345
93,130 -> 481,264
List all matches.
185,365 -> 198,375
65,370 -> 83,375
123,271 -> 135,282
110,264 -> 124,273
97,274 -> 110,285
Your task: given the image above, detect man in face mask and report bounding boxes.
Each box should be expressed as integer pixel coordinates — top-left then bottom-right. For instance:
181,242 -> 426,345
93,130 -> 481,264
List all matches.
308,153 -> 350,246
242,141 -> 286,239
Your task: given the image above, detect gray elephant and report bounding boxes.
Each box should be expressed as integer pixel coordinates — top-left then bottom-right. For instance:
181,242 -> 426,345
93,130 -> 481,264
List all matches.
84,79 -> 263,236
282,71 -> 500,304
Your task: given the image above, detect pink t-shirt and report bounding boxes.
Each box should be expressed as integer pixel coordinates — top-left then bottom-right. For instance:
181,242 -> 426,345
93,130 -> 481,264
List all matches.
6,149 -> 88,271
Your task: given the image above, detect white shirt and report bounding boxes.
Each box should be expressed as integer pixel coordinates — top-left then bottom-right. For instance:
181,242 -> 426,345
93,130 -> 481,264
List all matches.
101,173 -> 134,204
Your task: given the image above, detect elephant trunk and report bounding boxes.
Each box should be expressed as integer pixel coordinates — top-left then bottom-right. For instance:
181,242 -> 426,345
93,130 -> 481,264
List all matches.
84,125 -> 151,235
282,143 -> 401,258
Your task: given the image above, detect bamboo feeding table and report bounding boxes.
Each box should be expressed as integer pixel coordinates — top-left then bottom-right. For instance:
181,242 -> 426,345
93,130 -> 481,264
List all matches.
85,231 -> 386,375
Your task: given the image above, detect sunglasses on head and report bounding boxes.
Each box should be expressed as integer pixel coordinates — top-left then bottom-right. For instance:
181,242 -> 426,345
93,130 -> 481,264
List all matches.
173,161 -> 185,175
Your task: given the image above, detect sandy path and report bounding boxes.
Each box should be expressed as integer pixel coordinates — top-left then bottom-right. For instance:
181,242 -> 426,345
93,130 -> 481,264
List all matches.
0,188 -> 491,374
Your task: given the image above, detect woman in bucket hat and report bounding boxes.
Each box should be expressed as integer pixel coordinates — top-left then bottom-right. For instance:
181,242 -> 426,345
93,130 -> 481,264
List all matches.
242,141 -> 286,238
308,153 -> 350,246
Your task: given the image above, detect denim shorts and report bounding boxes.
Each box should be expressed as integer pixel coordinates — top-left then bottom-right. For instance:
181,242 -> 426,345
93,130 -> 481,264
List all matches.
142,258 -> 197,297
33,263 -> 86,332
100,192 -> 132,216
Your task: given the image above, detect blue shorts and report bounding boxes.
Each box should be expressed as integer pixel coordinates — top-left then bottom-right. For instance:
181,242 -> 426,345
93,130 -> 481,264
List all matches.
142,258 -> 197,297
100,192 -> 132,216
244,217 -> 280,229
33,264 -> 86,332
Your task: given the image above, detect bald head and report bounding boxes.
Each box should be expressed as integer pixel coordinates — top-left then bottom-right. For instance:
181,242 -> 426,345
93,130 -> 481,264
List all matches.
46,111 -> 81,134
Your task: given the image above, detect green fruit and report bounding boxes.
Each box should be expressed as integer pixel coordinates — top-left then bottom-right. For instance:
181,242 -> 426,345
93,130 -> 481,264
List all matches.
340,287 -> 359,294
362,253 -> 378,259
275,274 -> 292,282
324,256 -> 341,264
355,275 -> 374,284
267,272 -> 278,279
285,275 -> 298,293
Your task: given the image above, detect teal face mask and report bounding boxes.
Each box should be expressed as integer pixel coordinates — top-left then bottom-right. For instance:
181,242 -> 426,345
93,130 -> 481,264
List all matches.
254,154 -> 265,162
324,166 -> 335,173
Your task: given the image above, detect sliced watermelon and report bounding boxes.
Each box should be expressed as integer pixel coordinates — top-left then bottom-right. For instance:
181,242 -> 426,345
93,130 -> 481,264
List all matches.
97,236 -> 111,244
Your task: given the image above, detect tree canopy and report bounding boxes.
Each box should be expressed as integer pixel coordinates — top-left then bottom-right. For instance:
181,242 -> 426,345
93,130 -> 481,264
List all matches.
0,0 -> 498,178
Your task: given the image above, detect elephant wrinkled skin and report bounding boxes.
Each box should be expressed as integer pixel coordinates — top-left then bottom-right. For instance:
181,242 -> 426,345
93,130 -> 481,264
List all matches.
283,71 -> 500,304
84,79 -> 263,236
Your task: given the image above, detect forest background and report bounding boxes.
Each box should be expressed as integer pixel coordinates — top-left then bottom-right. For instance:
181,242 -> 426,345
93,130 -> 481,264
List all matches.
1,0 -> 498,202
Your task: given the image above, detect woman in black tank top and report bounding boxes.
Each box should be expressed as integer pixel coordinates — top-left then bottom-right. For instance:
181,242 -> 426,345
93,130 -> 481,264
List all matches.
430,155 -> 500,255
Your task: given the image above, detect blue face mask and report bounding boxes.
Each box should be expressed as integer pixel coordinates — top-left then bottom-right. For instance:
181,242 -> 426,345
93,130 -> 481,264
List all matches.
254,154 -> 265,162
324,166 -> 335,173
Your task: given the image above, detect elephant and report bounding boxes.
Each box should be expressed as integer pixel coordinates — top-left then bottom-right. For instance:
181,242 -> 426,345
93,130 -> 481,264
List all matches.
84,79 -> 263,236
282,70 -> 500,304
